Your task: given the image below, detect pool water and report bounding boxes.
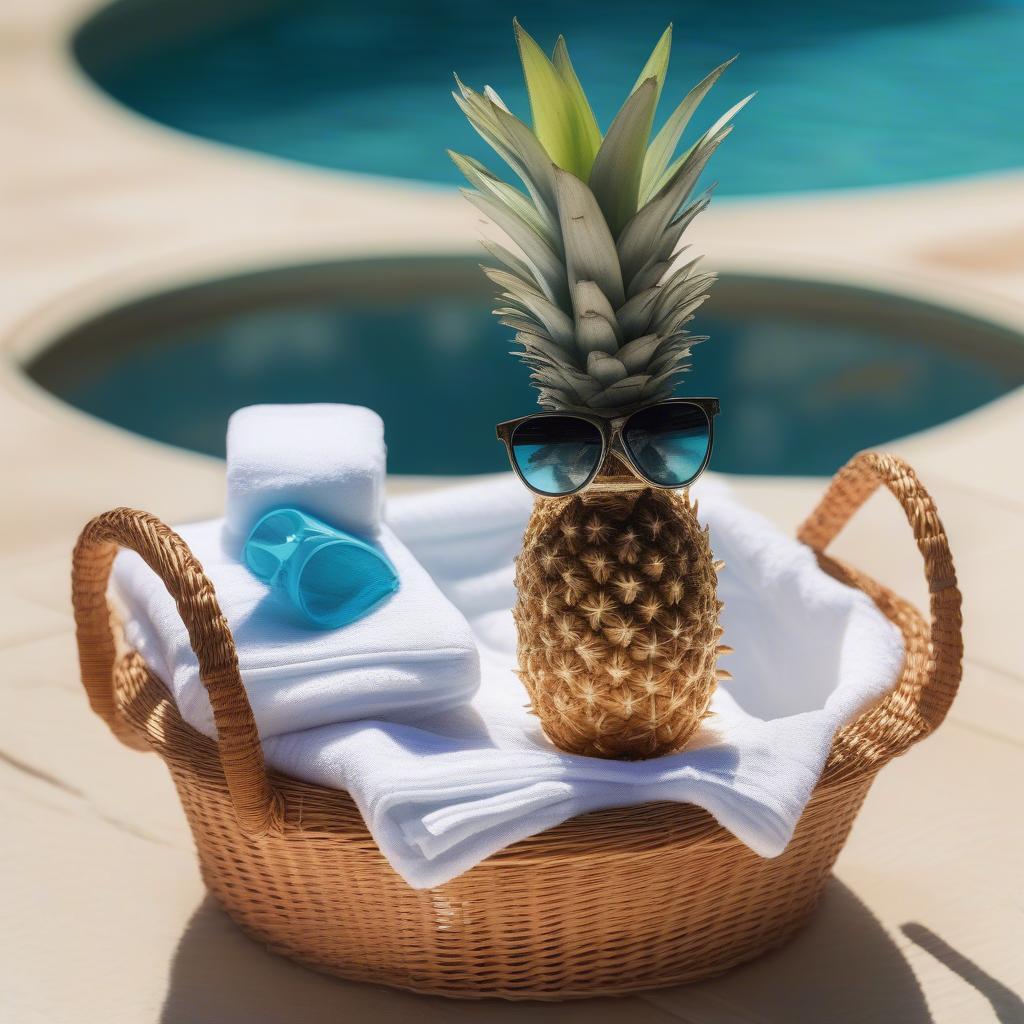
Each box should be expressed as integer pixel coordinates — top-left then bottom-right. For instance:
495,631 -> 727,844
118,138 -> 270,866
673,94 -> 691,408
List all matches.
27,261 -> 1024,476
75,0 -> 1024,195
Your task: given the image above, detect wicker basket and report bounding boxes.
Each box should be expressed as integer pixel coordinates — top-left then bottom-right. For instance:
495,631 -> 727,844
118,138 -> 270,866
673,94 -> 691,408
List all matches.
72,452 -> 962,1000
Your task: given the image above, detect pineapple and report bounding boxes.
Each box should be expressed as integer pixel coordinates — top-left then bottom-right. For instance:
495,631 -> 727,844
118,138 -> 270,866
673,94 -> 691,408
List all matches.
452,22 -> 746,758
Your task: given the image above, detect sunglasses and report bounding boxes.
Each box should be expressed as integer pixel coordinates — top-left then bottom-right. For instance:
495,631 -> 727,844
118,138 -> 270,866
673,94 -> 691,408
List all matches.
496,398 -> 720,498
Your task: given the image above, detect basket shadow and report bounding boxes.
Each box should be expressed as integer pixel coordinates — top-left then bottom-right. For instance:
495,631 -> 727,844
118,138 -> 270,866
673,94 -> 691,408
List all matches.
159,894 -> 665,1022
161,879 -> 929,1022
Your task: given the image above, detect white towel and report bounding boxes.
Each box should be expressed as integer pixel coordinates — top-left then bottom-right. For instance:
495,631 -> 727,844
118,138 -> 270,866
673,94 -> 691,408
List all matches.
260,473 -> 905,888
224,404 -> 386,548
112,403 -> 479,738
113,521 -> 480,738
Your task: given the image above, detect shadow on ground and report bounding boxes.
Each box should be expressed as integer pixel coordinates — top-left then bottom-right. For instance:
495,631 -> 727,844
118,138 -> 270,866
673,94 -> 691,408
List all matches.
160,893 -> 657,1024
161,879 -> 936,1023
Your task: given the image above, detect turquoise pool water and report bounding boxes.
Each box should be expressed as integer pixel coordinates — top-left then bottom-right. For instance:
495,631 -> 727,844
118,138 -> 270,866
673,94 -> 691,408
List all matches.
27,261 -> 1024,476
75,0 -> 1024,194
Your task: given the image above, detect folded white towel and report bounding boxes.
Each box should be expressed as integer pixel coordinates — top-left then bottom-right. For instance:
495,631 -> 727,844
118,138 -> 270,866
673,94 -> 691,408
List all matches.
112,403 -> 479,738
113,521 -> 480,738
224,404 -> 386,548
260,473 -> 905,888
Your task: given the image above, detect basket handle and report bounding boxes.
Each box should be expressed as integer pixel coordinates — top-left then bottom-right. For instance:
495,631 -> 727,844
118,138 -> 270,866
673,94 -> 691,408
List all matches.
72,508 -> 282,836
797,451 -> 963,734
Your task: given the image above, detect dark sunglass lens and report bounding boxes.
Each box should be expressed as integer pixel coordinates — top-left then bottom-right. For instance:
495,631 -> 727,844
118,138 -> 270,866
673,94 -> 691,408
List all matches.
510,417 -> 603,495
623,403 -> 711,487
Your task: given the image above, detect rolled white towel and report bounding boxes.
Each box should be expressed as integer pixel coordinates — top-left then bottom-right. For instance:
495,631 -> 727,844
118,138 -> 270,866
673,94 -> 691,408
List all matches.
224,403 -> 386,549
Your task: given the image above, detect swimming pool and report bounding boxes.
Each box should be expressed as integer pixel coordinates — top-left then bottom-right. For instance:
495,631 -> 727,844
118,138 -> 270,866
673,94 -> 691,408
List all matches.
26,259 -> 1024,476
74,0 -> 1024,195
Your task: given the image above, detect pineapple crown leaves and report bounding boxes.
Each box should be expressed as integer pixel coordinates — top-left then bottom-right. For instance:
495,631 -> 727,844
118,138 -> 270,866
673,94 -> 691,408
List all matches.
451,21 -> 752,417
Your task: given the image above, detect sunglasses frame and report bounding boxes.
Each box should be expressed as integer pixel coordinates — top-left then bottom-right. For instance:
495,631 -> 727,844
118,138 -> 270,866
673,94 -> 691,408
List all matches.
496,398 -> 720,498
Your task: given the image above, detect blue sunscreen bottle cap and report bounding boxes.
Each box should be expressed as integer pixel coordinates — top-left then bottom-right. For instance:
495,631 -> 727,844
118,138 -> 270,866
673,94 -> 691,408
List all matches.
244,508 -> 399,629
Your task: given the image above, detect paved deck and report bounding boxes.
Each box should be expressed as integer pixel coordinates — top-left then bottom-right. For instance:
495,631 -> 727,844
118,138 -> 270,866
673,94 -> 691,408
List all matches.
2,1 -> 1023,1021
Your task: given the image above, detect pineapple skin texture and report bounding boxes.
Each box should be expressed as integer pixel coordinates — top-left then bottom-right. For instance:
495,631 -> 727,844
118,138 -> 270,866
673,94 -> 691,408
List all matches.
513,485 -> 722,759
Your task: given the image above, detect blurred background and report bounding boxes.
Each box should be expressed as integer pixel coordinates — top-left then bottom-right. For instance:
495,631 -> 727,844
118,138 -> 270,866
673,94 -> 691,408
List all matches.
10,0 -> 1024,480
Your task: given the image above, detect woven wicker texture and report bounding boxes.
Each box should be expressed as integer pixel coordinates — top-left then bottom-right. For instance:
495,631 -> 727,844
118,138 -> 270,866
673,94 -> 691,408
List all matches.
514,483 -> 724,758
71,452 -> 962,1000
